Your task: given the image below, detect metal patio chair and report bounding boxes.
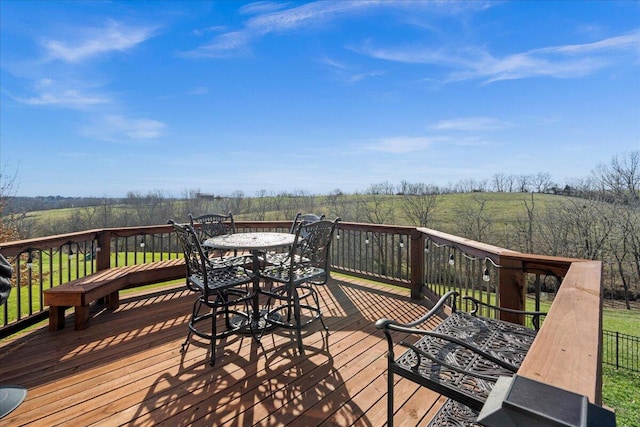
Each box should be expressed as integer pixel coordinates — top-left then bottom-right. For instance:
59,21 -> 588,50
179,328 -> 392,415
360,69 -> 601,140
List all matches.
262,212 -> 326,268
188,212 -> 246,263
259,217 -> 340,355
170,221 -> 255,366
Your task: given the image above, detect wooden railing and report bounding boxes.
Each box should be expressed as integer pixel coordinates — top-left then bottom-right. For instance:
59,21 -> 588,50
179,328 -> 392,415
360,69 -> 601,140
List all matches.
0,221 -> 603,404
519,260 -> 604,404
0,225 -> 183,336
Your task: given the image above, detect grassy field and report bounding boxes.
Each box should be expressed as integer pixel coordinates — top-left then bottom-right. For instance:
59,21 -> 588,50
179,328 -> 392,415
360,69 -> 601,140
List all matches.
16,192 -> 568,234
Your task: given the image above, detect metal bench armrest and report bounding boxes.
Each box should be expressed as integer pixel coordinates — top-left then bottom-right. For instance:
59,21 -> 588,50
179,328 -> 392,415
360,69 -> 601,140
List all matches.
461,295 -> 547,330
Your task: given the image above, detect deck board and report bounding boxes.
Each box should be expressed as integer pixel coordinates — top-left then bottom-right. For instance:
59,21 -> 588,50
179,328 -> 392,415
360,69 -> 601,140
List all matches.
1,275 -> 445,426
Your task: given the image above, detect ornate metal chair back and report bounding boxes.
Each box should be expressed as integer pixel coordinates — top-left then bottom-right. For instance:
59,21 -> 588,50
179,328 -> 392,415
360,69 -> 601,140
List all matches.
289,212 -> 326,236
170,221 -> 208,292
189,212 -> 236,243
292,218 -> 339,274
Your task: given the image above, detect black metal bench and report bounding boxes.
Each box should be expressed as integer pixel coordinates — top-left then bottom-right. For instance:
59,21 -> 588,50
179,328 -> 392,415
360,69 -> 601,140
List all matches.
375,290 -> 545,426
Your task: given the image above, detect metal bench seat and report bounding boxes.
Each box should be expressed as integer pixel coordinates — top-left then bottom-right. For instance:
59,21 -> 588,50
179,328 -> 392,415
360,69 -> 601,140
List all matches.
376,290 -> 545,426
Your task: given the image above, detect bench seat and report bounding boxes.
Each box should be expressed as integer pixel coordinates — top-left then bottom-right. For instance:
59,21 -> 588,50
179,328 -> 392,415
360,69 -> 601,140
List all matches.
43,258 -> 185,331
376,290 -> 545,426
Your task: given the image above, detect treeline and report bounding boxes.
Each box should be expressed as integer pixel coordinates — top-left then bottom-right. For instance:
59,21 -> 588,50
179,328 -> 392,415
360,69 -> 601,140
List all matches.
0,171 -> 606,216
2,151 -> 639,304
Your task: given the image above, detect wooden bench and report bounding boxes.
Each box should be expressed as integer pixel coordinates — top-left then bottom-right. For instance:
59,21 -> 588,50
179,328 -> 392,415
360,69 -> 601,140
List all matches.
43,258 -> 186,331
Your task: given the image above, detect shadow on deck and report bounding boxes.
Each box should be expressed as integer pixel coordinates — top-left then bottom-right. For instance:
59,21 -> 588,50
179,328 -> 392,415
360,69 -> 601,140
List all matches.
1,275 -> 446,426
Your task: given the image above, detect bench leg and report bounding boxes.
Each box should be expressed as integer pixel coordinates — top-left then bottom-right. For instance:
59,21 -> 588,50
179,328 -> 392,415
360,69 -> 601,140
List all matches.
388,356 -> 394,427
49,306 -> 67,331
106,291 -> 119,310
74,306 -> 90,330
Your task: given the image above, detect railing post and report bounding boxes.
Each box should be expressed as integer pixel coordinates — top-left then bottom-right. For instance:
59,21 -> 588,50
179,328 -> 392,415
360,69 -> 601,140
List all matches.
616,331 -> 619,370
498,256 -> 525,324
410,230 -> 425,300
96,231 -> 112,272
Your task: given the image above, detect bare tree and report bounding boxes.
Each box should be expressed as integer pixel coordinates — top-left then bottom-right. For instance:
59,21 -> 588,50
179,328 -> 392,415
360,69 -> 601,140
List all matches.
401,182 -> 439,227
516,174 -> 532,193
535,202 -> 573,256
0,164 -> 20,242
271,192 -> 286,213
454,179 -> 477,193
531,172 -> 552,193
513,193 -> 536,253
561,198 -> 615,260
279,192 -> 299,221
607,205 -> 639,309
367,181 -> 396,195
505,174 -> 516,192
358,185 -> 395,224
453,195 -> 492,242
594,150 -> 640,205
126,190 -> 174,226
492,173 -> 508,192
229,191 -> 246,214
180,189 -> 208,218
325,188 -> 351,221
251,189 -> 269,221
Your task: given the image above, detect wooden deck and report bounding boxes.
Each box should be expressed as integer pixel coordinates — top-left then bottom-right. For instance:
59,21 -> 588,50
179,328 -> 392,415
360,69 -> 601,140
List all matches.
1,275 -> 447,426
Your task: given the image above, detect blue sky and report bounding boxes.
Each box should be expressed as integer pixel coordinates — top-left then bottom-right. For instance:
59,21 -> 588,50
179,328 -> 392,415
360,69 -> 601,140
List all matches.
1,1 -> 639,198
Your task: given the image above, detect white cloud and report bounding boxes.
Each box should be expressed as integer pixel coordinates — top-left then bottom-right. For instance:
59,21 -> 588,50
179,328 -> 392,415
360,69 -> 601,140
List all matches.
533,32 -> 640,55
431,117 -> 510,132
239,1 -> 288,16
42,20 -> 156,63
356,31 -> 640,83
186,31 -> 253,58
192,25 -> 227,37
318,55 -> 348,70
105,115 -> 166,139
318,55 -> 385,84
348,70 -> 386,83
82,115 -> 166,142
362,136 -> 441,153
185,1 -> 478,58
15,78 -> 110,109
188,86 -> 209,95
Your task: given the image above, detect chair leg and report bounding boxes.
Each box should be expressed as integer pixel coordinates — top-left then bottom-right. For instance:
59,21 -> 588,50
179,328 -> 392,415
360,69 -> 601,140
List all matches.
210,304 -> 218,366
310,286 -> 329,331
258,282 -> 275,341
182,297 -> 201,351
222,292 -> 233,329
293,287 -> 304,355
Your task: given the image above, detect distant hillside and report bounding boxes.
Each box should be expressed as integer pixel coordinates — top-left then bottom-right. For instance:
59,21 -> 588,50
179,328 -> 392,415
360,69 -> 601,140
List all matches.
5,196 -> 126,214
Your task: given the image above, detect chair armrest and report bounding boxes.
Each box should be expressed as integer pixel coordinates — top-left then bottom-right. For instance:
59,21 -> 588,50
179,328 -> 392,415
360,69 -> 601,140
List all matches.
461,295 -> 547,330
375,290 -> 459,331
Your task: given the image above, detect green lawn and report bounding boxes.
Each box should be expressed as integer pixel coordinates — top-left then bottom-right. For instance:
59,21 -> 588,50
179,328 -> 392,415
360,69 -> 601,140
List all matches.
602,365 -> 640,427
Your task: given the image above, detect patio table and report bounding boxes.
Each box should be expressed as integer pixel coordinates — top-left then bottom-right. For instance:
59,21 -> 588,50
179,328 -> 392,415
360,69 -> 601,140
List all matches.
203,232 -> 295,331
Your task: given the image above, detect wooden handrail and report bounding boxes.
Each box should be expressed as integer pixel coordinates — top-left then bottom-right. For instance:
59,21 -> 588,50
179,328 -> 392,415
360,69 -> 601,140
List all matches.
417,227 -> 590,322
519,260 -> 604,404
0,229 -> 101,256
